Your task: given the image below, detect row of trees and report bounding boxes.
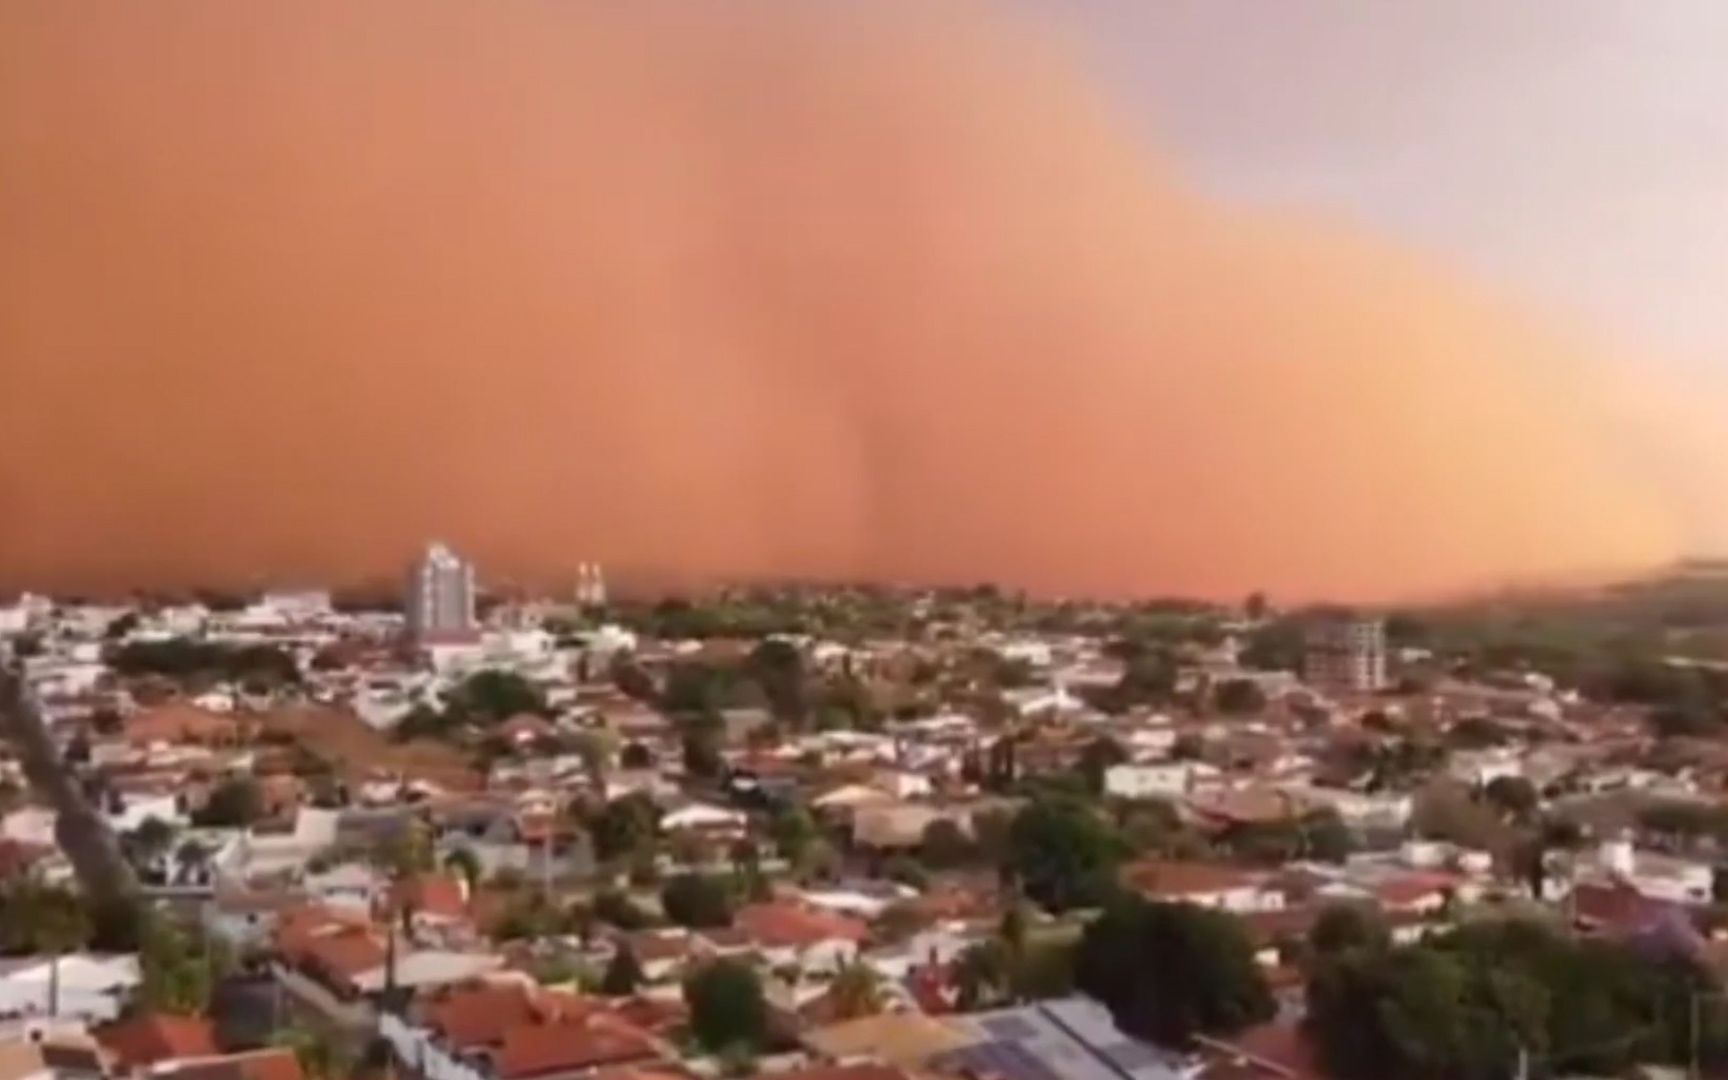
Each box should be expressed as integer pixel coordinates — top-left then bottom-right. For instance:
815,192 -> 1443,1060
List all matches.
0,879 -> 231,1015
1307,917 -> 1721,1079
999,793 -> 1354,914
395,670 -> 550,741
108,638 -> 300,688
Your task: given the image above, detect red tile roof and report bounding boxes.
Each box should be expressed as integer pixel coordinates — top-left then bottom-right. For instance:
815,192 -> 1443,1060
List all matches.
1371,872 -> 1457,909
97,1013 -> 219,1069
1198,1019 -> 1326,1079
425,983 -> 546,1049
736,902 -> 867,949
496,1018 -> 660,1079
390,874 -> 468,922
1122,860 -> 1263,898
154,1049 -> 306,1080
1573,880 -> 1677,934
124,704 -> 240,746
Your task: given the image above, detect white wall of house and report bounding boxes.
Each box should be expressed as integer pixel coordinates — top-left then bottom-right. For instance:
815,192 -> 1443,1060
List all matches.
379,1011 -> 490,1080
109,795 -> 187,834
0,956 -> 139,1023
1104,763 -> 1197,800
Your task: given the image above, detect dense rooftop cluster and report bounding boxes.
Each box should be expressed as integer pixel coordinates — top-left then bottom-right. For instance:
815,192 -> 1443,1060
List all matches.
7,566 -> 1728,1079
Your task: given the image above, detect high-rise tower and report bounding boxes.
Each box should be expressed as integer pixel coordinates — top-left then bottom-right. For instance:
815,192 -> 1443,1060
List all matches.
406,542 -> 476,641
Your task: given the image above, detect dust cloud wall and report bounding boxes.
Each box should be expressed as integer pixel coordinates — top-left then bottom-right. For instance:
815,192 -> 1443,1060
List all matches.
0,1 -> 1698,601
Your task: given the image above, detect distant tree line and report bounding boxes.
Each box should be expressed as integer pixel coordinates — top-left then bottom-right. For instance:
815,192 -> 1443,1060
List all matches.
108,637 -> 300,688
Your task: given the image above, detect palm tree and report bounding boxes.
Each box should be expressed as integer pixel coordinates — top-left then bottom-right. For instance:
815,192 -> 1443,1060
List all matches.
827,959 -> 884,1020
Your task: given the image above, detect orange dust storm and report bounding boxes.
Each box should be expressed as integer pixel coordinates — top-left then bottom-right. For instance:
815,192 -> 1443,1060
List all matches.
0,1 -> 1704,601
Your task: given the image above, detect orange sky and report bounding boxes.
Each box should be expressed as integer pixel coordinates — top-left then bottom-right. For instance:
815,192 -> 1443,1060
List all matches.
0,1 -> 1701,601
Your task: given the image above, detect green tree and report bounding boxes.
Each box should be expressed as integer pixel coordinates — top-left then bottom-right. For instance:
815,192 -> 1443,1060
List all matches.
954,939 -> 1014,1011
883,855 -> 927,890
589,793 -> 660,863
918,819 -> 975,869
1118,799 -> 1183,856
1302,808 -> 1355,864
592,889 -> 655,931
1483,775 -> 1539,822
192,777 -> 263,828
1241,621 -> 1303,672
827,959 -> 884,1020
660,873 -> 734,929
1169,733 -> 1205,761
1213,679 -> 1267,716
684,960 -> 768,1054
444,847 -> 483,893
1006,798 -> 1125,913
272,1027 -> 338,1079
0,880 -> 91,957
1075,896 -> 1273,1048
127,816 -> 178,871
1115,651 -> 1178,709
1078,736 -> 1129,795
770,807 -> 817,867
139,916 -> 231,1014
600,944 -> 644,996
1308,903 -> 1388,956
746,639 -> 809,728
447,669 -> 547,724
1012,941 -> 1078,1002
681,723 -> 725,780
1306,918 -> 1714,1080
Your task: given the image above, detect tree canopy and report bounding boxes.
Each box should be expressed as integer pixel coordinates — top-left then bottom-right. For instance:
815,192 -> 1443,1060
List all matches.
1213,678 -> 1268,716
446,670 -> 547,724
109,638 -> 300,687
589,794 -> 660,864
660,873 -> 735,929
1306,918 -> 1718,1080
684,960 -> 768,1054
1005,797 -> 1126,913
600,944 -> 643,996
1075,896 -> 1274,1048
0,880 -> 91,956
192,777 -> 264,828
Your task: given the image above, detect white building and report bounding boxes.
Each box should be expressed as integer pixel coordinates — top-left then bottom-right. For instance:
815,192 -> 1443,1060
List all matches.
1104,762 -> 1212,800
1304,616 -> 1388,694
406,543 -> 476,642
0,955 -> 140,1023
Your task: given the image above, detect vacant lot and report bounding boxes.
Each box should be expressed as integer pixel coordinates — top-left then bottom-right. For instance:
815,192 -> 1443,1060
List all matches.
259,705 -> 480,791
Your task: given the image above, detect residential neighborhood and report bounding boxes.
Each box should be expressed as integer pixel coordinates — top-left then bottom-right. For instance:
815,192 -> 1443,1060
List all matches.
7,550 -> 1728,1079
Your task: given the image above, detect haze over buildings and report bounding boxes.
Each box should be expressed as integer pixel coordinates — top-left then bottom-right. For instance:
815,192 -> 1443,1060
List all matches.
1,1 -> 1721,600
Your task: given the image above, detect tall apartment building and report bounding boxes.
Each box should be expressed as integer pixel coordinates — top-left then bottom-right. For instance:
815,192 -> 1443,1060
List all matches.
406,542 -> 476,641
1303,615 -> 1387,694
